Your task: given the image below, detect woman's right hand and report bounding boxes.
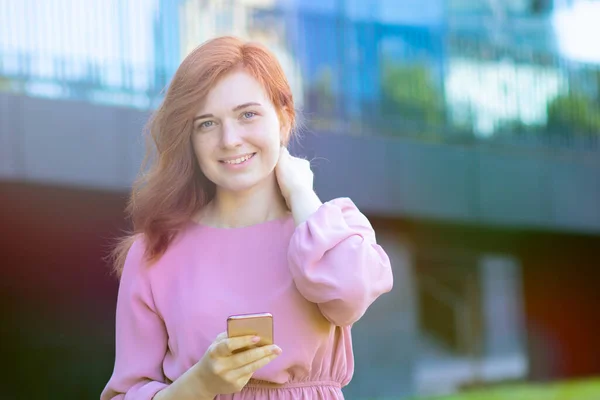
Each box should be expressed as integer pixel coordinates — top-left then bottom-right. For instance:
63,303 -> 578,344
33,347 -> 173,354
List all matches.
192,332 -> 283,397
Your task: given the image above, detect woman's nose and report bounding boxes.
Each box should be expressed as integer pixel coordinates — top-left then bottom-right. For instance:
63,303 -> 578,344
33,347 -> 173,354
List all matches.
220,122 -> 243,149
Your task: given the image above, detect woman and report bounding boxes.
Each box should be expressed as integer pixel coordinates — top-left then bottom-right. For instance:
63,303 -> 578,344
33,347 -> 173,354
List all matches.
101,36 -> 393,400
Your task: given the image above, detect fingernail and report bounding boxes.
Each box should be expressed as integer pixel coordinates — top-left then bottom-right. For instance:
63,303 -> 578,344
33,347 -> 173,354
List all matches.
252,336 -> 260,343
273,346 -> 282,355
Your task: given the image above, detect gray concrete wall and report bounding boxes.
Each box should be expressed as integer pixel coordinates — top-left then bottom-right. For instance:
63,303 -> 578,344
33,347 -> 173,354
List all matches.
1,92 -> 599,234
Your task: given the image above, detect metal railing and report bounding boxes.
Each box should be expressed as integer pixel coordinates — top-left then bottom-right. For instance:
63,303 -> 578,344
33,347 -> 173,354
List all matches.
1,0 -> 599,151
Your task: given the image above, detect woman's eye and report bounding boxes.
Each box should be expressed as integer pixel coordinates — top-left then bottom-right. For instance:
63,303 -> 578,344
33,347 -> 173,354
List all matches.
199,121 -> 214,129
242,111 -> 256,119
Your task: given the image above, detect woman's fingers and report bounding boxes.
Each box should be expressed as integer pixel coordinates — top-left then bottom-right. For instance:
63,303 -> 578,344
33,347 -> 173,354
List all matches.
211,334 -> 260,358
209,333 -> 282,383
229,345 -> 282,379
230,344 -> 282,368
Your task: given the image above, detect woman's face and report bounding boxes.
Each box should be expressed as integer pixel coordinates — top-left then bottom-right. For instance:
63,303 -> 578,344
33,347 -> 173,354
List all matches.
191,70 -> 286,194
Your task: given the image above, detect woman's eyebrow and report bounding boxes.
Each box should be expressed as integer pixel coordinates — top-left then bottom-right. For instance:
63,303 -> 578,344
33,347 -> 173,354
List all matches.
194,102 -> 263,122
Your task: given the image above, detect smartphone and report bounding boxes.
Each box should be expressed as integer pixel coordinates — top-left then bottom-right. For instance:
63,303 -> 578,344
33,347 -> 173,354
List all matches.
227,312 -> 273,352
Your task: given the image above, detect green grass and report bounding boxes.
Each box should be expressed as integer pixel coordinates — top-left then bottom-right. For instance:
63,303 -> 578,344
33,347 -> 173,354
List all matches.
400,378 -> 600,400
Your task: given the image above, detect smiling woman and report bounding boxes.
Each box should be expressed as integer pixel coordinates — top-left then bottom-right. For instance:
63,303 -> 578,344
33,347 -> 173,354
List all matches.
101,36 -> 393,400
190,70 -> 286,201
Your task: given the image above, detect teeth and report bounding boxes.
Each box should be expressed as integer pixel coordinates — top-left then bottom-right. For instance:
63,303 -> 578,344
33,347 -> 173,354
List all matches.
224,154 -> 252,165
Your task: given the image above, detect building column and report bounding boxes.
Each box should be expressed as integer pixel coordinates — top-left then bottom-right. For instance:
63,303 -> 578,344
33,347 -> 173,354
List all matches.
345,229 -> 418,399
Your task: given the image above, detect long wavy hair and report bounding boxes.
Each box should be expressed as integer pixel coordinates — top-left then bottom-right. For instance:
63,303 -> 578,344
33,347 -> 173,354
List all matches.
109,36 -> 296,277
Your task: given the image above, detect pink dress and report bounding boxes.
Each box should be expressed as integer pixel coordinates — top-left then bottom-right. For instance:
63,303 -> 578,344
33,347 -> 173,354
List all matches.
101,198 -> 394,400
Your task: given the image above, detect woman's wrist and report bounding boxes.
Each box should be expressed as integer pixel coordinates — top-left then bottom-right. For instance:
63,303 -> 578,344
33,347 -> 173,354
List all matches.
189,364 -> 216,400
152,365 -> 214,400
289,189 -> 323,226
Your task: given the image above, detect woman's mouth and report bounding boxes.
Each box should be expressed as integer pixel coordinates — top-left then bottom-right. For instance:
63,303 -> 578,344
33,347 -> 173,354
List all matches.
219,152 -> 256,166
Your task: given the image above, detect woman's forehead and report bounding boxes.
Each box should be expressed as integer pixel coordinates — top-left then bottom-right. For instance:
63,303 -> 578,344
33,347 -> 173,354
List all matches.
196,71 -> 273,115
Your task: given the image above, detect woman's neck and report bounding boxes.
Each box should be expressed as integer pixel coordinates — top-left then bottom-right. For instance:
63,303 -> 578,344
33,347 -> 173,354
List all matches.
198,174 -> 290,228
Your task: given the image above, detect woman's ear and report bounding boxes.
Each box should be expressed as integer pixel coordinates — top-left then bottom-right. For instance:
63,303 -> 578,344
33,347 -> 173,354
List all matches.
279,111 -> 292,146
280,131 -> 290,146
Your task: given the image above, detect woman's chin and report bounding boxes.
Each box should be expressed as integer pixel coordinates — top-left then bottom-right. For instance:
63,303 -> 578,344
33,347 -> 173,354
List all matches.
214,178 -> 266,194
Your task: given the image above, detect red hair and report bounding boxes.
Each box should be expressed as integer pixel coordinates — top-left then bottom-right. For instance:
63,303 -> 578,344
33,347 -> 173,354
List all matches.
110,36 -> 296,276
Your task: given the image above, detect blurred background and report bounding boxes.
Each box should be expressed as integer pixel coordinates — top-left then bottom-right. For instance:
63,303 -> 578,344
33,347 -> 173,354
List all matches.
1,0 -> 599,399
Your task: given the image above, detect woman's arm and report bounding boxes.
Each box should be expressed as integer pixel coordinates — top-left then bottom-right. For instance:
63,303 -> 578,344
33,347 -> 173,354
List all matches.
288,188 -> 323,227
288,197 -> 394,327
101,239 -> 174,400
152,365 -> 213,400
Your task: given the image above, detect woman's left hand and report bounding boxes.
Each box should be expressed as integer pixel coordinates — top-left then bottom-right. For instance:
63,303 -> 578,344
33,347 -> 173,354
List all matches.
275,146 -> 314,207
275,147 -> 323,225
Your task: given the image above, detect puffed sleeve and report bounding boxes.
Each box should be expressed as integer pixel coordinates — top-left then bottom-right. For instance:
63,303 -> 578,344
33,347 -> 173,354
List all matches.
100,238 -> 170,400
288,198 -> 393,327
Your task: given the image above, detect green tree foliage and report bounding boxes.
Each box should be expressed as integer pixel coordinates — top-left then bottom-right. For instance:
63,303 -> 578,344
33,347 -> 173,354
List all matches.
0,76 -> 10,91
546,93 -> 600,136
311,67 -> 336,116
380,63 -> 446,127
